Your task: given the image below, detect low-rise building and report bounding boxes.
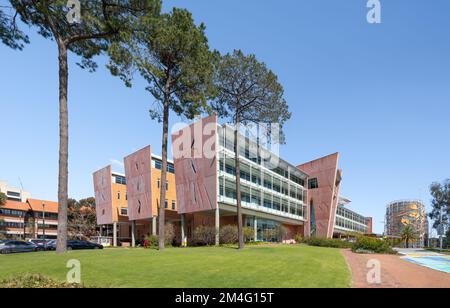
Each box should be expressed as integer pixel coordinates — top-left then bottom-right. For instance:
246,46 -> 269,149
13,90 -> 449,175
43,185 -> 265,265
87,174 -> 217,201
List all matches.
93,116 -> 373,245
0,198 -> 58,240
93,146 -> 179,246
0,180 -> 31,202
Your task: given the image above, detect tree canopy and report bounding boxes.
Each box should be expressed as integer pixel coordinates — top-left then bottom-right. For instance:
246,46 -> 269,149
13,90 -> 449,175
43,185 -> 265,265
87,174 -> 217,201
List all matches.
108,7 -> 216,250
429,179 -> 450,229
0,192 -> 6,207
2,0 -> 161,69
212,49 -> 291,249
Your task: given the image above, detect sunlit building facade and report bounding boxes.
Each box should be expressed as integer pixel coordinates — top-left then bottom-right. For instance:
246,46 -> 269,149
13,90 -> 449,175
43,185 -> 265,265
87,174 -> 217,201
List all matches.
385,200 -> 428,248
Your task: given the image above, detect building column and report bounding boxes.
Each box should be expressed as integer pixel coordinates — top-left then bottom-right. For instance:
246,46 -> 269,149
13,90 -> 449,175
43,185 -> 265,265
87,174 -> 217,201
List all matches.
181,214 -> 187,247
113,222 -> 118,247
152,216 -> 157,235
131,220 -> 136,248
215,205 -> 220,246
254,216 -> 258,242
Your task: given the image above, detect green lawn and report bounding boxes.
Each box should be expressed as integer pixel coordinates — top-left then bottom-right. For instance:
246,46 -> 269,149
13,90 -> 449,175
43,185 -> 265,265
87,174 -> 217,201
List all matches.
0,245 -> 351,288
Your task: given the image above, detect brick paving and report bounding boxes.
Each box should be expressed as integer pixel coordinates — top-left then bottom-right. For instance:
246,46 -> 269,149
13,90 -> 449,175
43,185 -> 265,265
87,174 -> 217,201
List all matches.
341,249 -> 450,288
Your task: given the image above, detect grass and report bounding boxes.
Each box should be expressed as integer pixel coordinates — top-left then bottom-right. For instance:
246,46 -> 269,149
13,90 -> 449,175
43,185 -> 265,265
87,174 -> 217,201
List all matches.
0,245 -> 351,288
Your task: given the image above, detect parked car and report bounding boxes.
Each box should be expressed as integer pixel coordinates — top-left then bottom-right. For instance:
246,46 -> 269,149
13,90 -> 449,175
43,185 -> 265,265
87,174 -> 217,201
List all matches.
0,240 -> 38,254
46,240 -> 103,251
28,239 -> 52,251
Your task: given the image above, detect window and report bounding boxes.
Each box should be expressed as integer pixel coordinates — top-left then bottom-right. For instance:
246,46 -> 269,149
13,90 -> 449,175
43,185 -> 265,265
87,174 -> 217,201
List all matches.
154,159 -> 162,170
157,179 -> 161,189
117,192 -> 121,200
166,181 -> 169,190
7,191 -> 21,197
308,178 -> 319,189
168,164 -> 175,174
113,175 -> 127,185
120,208 -> 128,216
164,200 -> 168,209
172,201 -> 176,210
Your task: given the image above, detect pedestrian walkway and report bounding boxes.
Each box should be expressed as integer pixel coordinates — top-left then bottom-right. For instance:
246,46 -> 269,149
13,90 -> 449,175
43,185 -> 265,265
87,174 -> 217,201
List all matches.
396,248 -> 450,274
341,249 -> 450,288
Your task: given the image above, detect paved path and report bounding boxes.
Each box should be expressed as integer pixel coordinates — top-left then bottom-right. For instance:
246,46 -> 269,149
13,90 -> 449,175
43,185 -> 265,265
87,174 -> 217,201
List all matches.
341,249 -> 450,288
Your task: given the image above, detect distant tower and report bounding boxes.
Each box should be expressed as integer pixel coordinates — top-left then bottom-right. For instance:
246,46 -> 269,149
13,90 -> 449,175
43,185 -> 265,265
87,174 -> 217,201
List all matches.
385,200 -> 427,248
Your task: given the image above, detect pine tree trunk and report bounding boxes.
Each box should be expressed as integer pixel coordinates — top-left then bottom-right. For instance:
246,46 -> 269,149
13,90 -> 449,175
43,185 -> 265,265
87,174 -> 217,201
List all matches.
234,112 -> 244,250
56,43 -> 69,254
158,96 -> 170,251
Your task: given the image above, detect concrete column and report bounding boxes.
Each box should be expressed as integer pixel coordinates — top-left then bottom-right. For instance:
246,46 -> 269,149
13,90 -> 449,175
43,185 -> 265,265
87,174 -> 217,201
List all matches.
254,216 -> 258,242
152,216 -> 157,235
113,222 -> 118,247
181,214 -> 187,247
131,220 -> 136,248
215,205 -> 220,246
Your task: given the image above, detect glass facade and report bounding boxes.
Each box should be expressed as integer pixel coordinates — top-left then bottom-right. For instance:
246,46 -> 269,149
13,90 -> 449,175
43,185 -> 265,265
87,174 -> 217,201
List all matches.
245,217 -> 281,242
217,124 -> 307,222
334,205 -> 369,234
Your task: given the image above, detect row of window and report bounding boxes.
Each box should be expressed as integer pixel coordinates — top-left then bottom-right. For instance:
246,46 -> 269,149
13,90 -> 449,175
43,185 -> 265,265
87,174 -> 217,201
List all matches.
0,208 -> 25,218
219,163 -> 306,202
153,159 -> 175,174
0,209 -> 58,220
336,206 -> 368,225
0,221 -> 24,228
164,200 -> 177,210
113,175 -> 127,185
335,217 -> 368,234
219,133 -> 306,187
219,185 -> 305,217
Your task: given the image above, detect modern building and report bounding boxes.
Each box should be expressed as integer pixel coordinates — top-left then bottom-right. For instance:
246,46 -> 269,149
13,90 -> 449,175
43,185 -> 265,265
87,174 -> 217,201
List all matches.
0,180 -> 31,202
173,115 -> 308,244
93,167 -> 132,246
93,146 -> 179,246
298,153 -> 372,238
0,198 -> 58,239
93,116 -> 373,245
385,200 -> 428,248
334,197 -> 373,236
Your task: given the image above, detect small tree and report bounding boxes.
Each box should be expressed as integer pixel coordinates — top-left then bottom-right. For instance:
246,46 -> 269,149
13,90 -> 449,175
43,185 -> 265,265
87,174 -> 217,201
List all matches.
0,192 -> 6,235
68,198 -> 97,240
213,50 -> 291,249
108,8 -> 216,250
429,179 -> 450,229
0,192 -> 6,207
1,0 -> 160,254
401,225 -> 417,249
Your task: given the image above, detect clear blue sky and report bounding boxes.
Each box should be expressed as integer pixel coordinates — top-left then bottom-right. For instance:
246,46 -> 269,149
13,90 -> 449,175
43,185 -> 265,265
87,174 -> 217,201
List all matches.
1,0 -> 449,234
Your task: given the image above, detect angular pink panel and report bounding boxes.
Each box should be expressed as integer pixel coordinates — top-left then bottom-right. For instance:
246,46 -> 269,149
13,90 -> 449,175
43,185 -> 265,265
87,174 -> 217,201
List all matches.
124,146 -> 153,221
172,115 -> 218,214
93,165 -> 114,225
298,153 -> 340,238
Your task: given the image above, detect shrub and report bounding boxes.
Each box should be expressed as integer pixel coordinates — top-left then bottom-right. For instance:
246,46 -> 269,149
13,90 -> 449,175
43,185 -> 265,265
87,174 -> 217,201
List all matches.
262,229 -> 280,242
144,234 -> 159,249
243,227 -> 255,243
220,225 -> 238,244
144,223 -> 177,248
352,236 -> 396,254
303,237 -> 353,249
294,234 -> 303,244
192,226 -> 216,246
0,274 -> 85,288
